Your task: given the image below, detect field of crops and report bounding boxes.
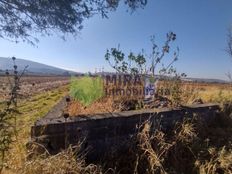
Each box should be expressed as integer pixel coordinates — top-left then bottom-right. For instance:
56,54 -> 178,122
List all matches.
0,76 -> 70,101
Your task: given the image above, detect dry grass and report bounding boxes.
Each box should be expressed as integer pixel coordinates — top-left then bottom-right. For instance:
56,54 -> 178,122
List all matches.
157,81 -> 232,104
68,97 -> 116,116
21,146 -> 103,174
4,103 -> 232,174
2,85 -> 68,174
99,104 -> 232,174
181,82 -> 232,104
2,84 -> 108,174
197,88 -> 232,103
68,81 -> 232,116
2,80 -> 232,174
196,147 -> 232,174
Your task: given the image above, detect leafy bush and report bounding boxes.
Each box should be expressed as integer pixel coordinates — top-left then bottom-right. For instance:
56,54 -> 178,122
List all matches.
69,76 -> 104,106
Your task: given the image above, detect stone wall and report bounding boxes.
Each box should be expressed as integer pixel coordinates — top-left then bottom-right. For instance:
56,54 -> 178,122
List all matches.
30,99 -> 220,161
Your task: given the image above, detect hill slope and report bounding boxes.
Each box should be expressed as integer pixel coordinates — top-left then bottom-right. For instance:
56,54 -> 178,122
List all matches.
0,57 -> 77,75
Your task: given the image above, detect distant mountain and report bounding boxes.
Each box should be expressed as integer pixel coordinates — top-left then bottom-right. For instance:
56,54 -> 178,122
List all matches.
183,77 -> 228,84
0,57 -> 79,76
95,72 -> 229,84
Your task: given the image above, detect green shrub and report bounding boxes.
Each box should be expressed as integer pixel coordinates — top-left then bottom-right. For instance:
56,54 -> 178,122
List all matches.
69,76 -> 104,106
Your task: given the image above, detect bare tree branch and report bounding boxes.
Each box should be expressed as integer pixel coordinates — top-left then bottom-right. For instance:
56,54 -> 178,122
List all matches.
227,27 -> 232,58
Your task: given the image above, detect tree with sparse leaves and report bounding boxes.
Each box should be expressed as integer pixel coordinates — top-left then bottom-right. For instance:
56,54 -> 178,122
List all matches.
0,0 -> 147,45
105,32 -> 187,107
226,28 -> 232,82
105,32 -> 179,77
227,28 -> 232,58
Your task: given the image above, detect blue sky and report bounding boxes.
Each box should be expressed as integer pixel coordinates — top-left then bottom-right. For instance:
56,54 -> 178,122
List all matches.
0,0 -> 232,80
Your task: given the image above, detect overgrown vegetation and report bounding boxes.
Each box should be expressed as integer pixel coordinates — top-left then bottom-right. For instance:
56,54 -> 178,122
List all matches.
15,103 -> 232,174
96,105 -> 231,174
198,88 -> 232,104
1,62 -> 231,174
21,146 -> 103,174
70,76 -> 104,106
104,32 -> 187,108
157,67 -> 187,107
0,30 -> 231,174
105,32 -> 179,77
0,57 -> 28,172
2,86 -> 68,174
0,57 -> 69,173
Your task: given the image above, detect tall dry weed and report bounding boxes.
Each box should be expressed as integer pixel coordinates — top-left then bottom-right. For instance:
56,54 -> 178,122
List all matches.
21,146 -> 103,174
14,104 -> 232,174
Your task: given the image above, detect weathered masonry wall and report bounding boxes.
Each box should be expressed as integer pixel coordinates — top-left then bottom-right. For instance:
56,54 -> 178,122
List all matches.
30,98 -> 220,161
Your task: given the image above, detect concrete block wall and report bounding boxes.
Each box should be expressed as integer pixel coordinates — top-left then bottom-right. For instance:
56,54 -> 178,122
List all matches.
30,100 -> 220,161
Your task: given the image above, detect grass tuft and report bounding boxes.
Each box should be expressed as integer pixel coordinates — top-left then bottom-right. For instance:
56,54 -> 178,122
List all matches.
70,76 -> 104,106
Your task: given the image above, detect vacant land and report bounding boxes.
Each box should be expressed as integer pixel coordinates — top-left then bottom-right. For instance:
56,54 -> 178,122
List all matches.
187,82 -> 232,103
2,85 -> 68,174
157,80 -> 232,103
0,76 -> 70,101
68,80 -> 232,116
1,77 -> 232,174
